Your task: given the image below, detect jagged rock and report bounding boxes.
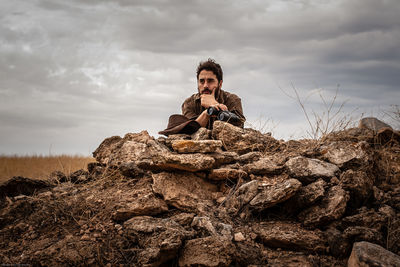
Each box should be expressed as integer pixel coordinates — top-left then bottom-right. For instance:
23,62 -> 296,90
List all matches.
68,169 -> 90,183
191,127 -> 211,140
209,151 -> 239,167
254,221 -> 328,252
285,156 -> 340,183
212,120 -> 280,154
325,227 -> 352,257
224,180 -> 259,213
348,241 -> 400,267
284,179 -> 326,212
377,127 -> 400,145
179,236 -> 235,267
118,162 -> 145,178
112,179 -> 168,221
238,151 -> 263,164
249,179 -> 302,212
208,168 -> 247,181
343,226 -> 385,247
93,131 -> 171,166
152,172 -> 218,212
170,212 -> 195,226
243,156 -> 284,175
171,140 -> 223,153
320,141 -> 370,168
339,170 -> 373,207
191,216 -> 232,240
298,185 -> 349,227
124,216 -> 193,266
267,255 -> 313,267
143,152 -> 216,172
48,171 -> 67,183
359,117 -> 392,132
0,176 -> 53,199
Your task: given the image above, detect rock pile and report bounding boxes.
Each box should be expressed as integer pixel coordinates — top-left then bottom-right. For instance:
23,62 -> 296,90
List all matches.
1,119 -> 400,266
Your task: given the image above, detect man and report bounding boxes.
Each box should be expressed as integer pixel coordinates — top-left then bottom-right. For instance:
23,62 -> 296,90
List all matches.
182,58 -> 245,129
159,59 -> 245,136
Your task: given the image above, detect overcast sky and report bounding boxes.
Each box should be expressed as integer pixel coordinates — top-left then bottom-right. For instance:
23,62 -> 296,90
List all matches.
1,0 -> 399,155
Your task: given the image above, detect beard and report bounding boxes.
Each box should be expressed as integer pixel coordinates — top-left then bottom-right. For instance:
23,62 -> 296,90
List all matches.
200,85 -> 220,96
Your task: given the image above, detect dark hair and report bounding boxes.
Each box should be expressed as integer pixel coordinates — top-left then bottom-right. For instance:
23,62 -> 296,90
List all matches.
196,58 -> 223,82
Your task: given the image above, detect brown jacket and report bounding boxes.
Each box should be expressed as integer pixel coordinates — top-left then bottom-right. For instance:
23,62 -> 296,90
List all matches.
181,89 -> 245,129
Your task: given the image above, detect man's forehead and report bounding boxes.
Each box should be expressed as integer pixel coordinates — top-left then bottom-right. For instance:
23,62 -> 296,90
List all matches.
198,70 -> 217,79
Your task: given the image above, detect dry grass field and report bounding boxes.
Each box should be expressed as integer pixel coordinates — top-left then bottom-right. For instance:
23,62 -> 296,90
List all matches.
0,155 -> 96,183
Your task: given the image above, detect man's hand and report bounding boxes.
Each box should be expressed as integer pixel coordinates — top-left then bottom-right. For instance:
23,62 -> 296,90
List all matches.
200,94 -> 228,111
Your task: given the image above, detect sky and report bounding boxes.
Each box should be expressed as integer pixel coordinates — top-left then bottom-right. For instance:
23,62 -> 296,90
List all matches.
1,0 -> 399,155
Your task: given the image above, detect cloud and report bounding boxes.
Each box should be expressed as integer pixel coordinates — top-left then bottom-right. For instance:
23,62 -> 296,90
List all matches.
1,0 -> 399,154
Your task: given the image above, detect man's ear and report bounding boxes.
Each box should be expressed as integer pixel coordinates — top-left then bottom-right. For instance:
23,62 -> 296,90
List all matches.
219,80 -> 223,89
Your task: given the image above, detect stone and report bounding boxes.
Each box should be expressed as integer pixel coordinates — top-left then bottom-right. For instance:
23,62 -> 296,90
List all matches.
320,141 -> 370,168
377,127 -> 400,145
124,216 -> 193,267
0,176 -> 53,199
145,152 -> 216,172
178,236 -> 235,267
68,169 -> 90,184
284,179 -> 326,212
171,140 -> 223,153
209,151 -> 239,167
359,117 -> 392,132
212,120 -> 280,154
254,221 -> 327,252
191,216 -> 233,240
92,135 -> 122,165
339,170 -> 374,207
224,180 -> 259,213
249,179 -> 302,212
152,172 -> 218,212
208,168 -> 248,181
234,232 -> 245,242
112,179 -> 168,221
243,156 -> 284,175
285,156 -> 340,184
343,226 -> 384,247
348,241 -> 400,267
238,151 -> 263,164
191,127 -> 211,140
298,185 -> 349,227
118,162 -> 144,178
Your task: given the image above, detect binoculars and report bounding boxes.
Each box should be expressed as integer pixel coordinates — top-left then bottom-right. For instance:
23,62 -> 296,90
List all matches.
207,107 -> 241,123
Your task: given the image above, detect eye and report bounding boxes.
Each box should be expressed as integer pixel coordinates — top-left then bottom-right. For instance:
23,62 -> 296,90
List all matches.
199,79 -> 205,84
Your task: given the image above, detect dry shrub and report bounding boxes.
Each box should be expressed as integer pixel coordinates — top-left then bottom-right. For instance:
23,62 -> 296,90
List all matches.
0,155 -> 96,182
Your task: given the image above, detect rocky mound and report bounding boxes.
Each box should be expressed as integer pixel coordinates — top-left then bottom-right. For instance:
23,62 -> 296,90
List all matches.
1,119 -> 400,266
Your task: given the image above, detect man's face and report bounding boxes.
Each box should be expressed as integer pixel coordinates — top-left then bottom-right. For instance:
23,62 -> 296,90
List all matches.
198,70 -> 222,96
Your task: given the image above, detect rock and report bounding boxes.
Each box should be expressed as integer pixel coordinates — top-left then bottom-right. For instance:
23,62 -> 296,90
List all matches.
243,157 -> 284,175
191,216 -> 233,240
224,180 -> 259,213
152,172 -> 218,212
377,127 -> 400,145
267,255 -> 313,267
191,127 -> 211,140
249,179 -> 302,212
285,156 -> 340,184
112,179 -> 168,221
339,170 -> 374,208
238,151 -> 263,164
209,151 -> 239,167
68,169 -> 90,184
284,179 -> 326,212
208,168 -> 247,181
343,226 -> 384,247
212,120 -> 280,154
118,162 -> 145,178
234,232 -> 245,242
254,221 -> 327,252
0,176 -> 53,199
124,216 -> 193,266
171,140 -> 223,153
320,141 -> 370,168
92,135 -> 122,165
359,117 -> 392,132
145,152 -> 216,172
298,185 -> 349,227
348,241 -> 400,267
179,236 -> 235,267
48,171 -> 67,184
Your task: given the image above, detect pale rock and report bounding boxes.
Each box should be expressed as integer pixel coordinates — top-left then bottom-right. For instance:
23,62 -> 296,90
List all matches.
208,168 -> 248,181
298,185 -> 349,227
359,117 -> 392,132
238,151 -> 263,164
234,232 -> 246,242
285,156 -> 340,183
348,241 -> 400,267
171,140 -> 222,153
212,120 -> 280,154
254,221 -> 327,252
191,127 -> 211,140
152,172 -> 218,212
320,141 -> 370,168
243,156 -> 284,175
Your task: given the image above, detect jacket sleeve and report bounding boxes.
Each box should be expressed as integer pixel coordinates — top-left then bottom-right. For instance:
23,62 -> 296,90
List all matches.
182,97 -> 199,120
225,94 -> 245,128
